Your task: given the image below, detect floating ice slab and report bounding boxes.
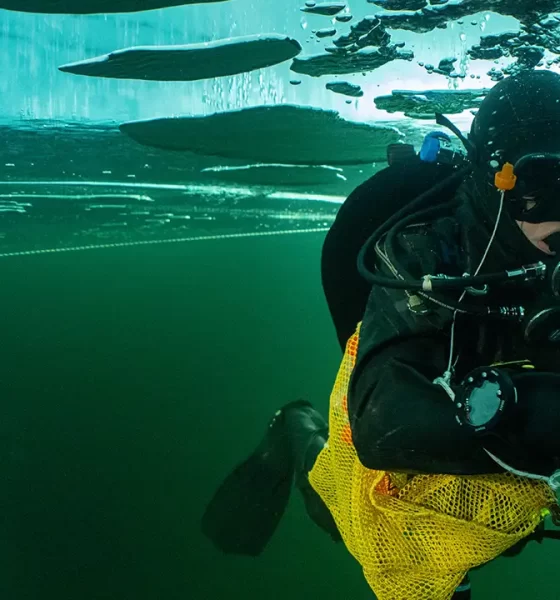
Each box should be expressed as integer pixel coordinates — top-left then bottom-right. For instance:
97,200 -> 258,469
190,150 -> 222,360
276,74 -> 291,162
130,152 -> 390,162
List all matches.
291,46 -> 413,76
375,0 -> 560,33
371,0 -> 427,8
201,164 -> 346,186
59,35 -> 302,81
326,81 -> 364,97
300,2 -> 346,16
374,88 -> 489,119
120,105 -> 402,165
0,0 -> 225,13
468,27 -> 559,80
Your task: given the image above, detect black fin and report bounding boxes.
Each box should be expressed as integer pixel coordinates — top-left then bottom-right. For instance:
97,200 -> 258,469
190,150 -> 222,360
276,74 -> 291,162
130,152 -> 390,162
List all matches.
201,400 -> 311,556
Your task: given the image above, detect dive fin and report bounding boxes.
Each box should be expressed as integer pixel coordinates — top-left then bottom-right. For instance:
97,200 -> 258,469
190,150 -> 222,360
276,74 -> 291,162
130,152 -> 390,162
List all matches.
201,400 -> 311,556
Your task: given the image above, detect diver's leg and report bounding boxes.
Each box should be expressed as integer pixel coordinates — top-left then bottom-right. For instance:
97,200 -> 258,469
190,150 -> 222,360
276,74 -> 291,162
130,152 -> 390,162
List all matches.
201,400 -> 340,556
284,404 -> 342,542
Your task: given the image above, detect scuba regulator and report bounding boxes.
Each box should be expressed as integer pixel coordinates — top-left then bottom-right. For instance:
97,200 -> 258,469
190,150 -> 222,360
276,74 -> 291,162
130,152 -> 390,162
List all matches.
357,138 -> 560,346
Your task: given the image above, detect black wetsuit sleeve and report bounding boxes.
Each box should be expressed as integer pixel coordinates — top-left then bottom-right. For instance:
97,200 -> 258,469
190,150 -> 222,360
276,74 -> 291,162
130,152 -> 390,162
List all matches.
348,335 -> 500,475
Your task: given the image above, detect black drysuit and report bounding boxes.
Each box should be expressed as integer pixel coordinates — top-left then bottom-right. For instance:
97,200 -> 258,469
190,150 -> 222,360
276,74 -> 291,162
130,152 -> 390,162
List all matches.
322,161 -> 560,478
318,160 -> 560,599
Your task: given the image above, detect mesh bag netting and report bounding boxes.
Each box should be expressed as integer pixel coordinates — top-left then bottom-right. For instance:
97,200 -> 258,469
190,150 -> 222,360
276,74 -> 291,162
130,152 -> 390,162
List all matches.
309,324 -> 556,600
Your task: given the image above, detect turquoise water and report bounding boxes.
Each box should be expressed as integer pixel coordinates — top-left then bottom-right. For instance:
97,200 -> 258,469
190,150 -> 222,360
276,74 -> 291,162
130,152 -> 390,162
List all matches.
2,1 -> 560,598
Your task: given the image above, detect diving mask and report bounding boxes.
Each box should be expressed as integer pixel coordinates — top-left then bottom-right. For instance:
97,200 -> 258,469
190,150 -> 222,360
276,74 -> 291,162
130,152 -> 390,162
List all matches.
495,153 -> 560,223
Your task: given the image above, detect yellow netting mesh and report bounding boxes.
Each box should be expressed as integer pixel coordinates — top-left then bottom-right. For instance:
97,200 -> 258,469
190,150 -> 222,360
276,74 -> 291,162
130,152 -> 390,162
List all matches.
310,323 -> 556,600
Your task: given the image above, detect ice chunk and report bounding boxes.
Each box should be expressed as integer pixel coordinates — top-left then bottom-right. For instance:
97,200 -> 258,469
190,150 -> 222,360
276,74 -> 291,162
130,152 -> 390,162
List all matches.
326,81 -> 364,97
374,88 -> 489,119
291,46 -> 413,76
120,105 -> 402,165
59,35 -> 302,81
0,0 -> 225,13
300,2 -> 346,16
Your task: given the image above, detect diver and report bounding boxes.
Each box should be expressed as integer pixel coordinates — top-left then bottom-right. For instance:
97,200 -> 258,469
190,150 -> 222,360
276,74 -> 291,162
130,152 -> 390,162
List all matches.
201,70 -> 560,600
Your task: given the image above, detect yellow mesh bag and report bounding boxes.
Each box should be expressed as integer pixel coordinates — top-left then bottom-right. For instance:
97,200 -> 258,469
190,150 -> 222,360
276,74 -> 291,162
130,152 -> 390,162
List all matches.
309,324 -> 557,600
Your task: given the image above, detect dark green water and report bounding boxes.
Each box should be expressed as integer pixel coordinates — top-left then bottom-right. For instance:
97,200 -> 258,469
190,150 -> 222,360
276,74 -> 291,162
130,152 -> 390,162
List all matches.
1,230 -> 558,599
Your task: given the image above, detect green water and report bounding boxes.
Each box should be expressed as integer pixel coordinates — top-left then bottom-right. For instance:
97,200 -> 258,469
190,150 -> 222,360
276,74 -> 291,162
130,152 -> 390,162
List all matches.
0,232 -> 558,599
